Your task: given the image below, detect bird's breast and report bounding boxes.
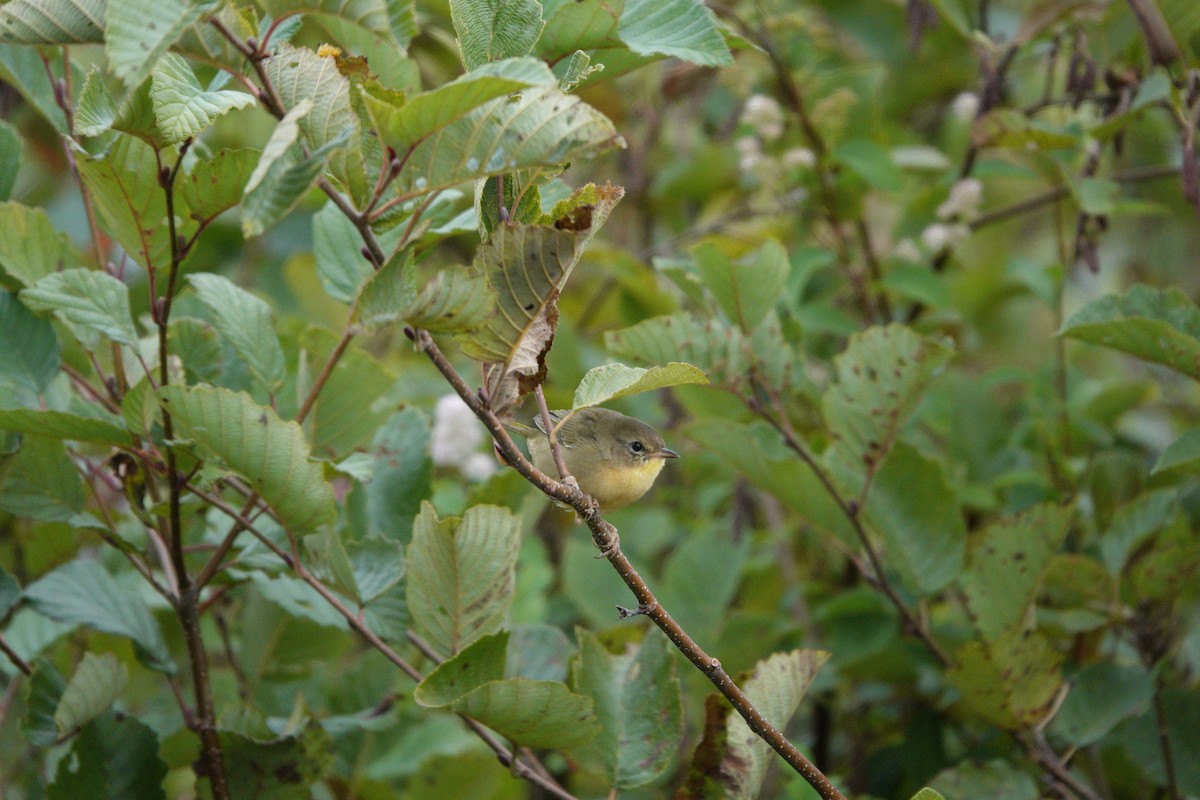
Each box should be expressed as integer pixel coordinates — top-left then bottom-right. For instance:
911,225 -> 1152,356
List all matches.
578,459 -> 666,511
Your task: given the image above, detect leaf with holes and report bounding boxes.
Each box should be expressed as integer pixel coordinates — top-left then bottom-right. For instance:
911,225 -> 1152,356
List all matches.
948,626 -> 1063,730
457,183 -> 623,412
178,148 -> 258,225
822,324 -> 952,502
406,502 -> 519,655
159,385 -> 336,532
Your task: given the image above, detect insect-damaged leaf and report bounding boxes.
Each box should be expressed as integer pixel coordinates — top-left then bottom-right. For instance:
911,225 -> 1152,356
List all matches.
457,182 -> 623,413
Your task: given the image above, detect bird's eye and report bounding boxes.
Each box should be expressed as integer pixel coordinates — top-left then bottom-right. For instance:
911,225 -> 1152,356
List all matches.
630,440 -> 644,453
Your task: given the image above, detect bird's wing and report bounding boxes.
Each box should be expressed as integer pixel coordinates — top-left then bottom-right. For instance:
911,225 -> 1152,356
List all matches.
532,409 -> 568,436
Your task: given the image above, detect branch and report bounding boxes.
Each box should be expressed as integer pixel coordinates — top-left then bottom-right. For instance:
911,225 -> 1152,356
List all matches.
412,329 -> 847,800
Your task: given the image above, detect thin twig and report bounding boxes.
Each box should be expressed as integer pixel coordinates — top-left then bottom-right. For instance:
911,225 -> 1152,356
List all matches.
0,634 -> 32,676
1152,675 -> 1181,800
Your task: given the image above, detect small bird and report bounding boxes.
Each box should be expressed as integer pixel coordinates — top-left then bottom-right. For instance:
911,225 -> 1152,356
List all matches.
508,407 -> 679,511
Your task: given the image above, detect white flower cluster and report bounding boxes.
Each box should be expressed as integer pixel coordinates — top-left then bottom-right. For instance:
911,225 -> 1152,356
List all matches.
430,394 -> 496,481
936,178 -> 983,221
741,94 -> 785,140
952,91 -> 979,121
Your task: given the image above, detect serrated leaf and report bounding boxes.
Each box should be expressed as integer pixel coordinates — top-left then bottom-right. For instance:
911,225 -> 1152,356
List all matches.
450,0 -> 543,70
47,713 -> 168,800
538,0 -> 654,83
862,442 -> 965,596
948,626 -> 1063,729
179,148 -> 258,225
159,385 -> 336,532
407,502 -> 519,655
149,53 -> 255,145
105,0 -> 212,88
263,43 -> 369,205
0,435 -> 84,521
692,239 -> 788,333
0,203 -> 77,287
570,631 -> 682,788
1060,285 -> 1200,380
74,66 -> 117,137
0,0 -> 104,44
367,408 -> 431,542
0,120 -> 20,200
571,362 -> 708,411
24,559 -> 174,673
457,184 -> 623,412
823,324 -> 952,504
20,268 -> 139,347
360,57 -> 553,151
54,652 -> 128,735
186,272 -> 286,391
618,0 -> 731,66
76,134 -> 181,272
960,504 -> 1071,640
387,86 -> 623,201
355,255 -> 496,334
415,631 -> 600,748
0,408 -> 131,446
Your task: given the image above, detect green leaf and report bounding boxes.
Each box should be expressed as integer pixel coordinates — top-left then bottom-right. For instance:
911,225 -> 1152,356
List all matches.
928,759 -> 1038,800
186,272 -> 286,391
823,324 -> 953,503
47,713 -> 168,800
1155,429 -> 1200,474
571,362 -> 708,411
24,559 -> 174,673
105,0 -> 211,88
910,790 -> 947,800
450,0 -> 544,70
76,134 -> 179,273
159,385 -> 336,532
692,239 -> 788,333
960,504 -> 1072,640
0,120 -> 20,200
0,0 -> 104,44
0,43 -> 70,130
346,535 -> 405,603
538,0 -> 653,82
355,257 -> 496,334
1099,489 -> 1180,576
570,631 -> 682,788
0,565 -> 19,618
219,722 -> 333,800
313,201 -> 373,304
242,98 -> 352,237
834,139 -> 904,191
1051,662 -> 1153,746
149,53 -> 255,145
618,0 -> 731,66
861,442 -> 965,596
262,43 -> 368,206
74,66 -> 117,137
179,149 -> 258,225
54,652 -> 128,735
1060,285 -> 1200,380
366,408 -> 431,542
457,184 -> 624,412
415,631 -> 600,748
300,327 -> 395,456
1075,177 -> 1120,215
948,626 -> 1063,730
0,290 -> 60,395
406,502 -> 520,655
20,268 -> 139,347
0,436 -> 84,522
260,0 -> 393,37
24,661 -> 66,746
387,87 -> 623,201
0,201 -> 77,289
0,408 -> 131,446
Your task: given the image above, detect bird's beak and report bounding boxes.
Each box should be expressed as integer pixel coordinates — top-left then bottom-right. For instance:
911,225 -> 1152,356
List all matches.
655,447 -> 680,459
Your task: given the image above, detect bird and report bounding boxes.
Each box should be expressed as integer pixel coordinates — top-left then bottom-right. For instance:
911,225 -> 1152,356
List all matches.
507,407 -> 679,511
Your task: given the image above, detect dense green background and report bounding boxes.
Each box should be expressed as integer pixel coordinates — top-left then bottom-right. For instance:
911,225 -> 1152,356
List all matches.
1,0 -> 1199,798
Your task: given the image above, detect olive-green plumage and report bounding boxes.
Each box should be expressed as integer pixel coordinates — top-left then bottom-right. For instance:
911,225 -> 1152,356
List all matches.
511,407 -> 678,510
